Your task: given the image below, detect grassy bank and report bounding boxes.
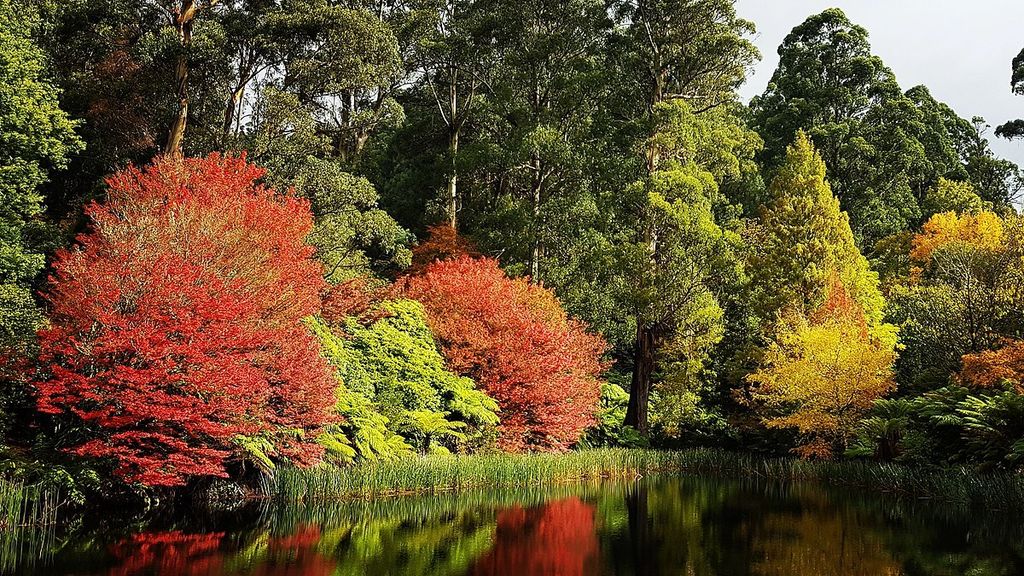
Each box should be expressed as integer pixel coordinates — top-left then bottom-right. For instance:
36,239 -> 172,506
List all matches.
275,447 -> 1024,511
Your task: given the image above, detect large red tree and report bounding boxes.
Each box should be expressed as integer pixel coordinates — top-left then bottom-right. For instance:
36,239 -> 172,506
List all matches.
36,154 -> 336,486
403,255 -> 605,451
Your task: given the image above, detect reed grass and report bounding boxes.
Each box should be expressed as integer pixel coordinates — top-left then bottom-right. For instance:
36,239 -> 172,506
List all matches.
0,477 -> 61,530
274,447 -> 1024,512
0,477 -> 62,573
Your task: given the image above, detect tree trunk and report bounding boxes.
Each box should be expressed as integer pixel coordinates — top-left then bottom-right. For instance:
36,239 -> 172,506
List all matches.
222,83 -> 245,141
447,127 -> 459,230
166,1 -> 198,157
625,484 -> 658,574
624,324 -> 656,433
530,152 -> 543,282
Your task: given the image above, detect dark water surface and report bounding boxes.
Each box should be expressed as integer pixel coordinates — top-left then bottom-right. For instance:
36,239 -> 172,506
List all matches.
6,475 -> 1024,575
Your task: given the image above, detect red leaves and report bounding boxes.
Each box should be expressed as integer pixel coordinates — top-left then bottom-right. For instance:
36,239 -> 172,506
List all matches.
961,339 -> 1024,392
35,154 -> 337,486
409,224 -> 480,273
403,255 -> 605,451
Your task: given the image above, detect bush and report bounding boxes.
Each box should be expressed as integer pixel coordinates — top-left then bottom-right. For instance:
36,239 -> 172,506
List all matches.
310,299 -> 498,457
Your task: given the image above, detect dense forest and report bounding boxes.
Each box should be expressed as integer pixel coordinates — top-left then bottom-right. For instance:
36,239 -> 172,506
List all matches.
2,0 -> 1024,501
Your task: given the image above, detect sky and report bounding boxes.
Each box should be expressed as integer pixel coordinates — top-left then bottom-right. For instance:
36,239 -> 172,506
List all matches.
734,0 -> 1024,168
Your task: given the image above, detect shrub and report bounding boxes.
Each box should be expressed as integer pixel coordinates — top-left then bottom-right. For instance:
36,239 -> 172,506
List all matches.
310,299 -> 498,457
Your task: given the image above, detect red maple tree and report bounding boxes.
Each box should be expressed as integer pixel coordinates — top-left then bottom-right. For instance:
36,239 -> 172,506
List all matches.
403,255 -> 605,451
35,154 -> 336,486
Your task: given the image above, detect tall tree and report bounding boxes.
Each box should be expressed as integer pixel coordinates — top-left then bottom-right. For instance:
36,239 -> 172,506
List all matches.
996,47 -> 1024,140
481,0 -> 608,281
747,132 -> 887,333
154,0 -> 224,157
605,0 -> 759,433
750,9 -> 1010,246
412,0 -> 496,229
262,0 -> 404,163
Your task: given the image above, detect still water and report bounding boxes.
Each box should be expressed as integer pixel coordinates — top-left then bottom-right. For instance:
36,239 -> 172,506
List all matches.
6,475 -> 1024,575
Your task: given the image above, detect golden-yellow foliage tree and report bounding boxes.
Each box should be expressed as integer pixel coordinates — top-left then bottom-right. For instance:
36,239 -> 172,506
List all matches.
745,282 -> 897,458
910,210 -> 1004,263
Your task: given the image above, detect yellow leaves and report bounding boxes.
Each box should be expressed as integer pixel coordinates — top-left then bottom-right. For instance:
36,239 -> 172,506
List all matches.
745,282 -> 897,458
910,210 -> 1004,263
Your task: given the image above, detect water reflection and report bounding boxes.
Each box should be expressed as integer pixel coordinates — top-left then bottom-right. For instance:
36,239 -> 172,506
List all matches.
8,476 -> 1024,575
470,497 -> 599,576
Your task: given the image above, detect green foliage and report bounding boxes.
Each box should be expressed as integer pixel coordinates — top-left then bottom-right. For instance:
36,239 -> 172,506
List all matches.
748,132 -> 890,339
310,301 -> 499,456
581,380 -> 648,448
0,0 -> 81,353
850,385 -> 1024,471
996,47 -> 1024,140
885,284 -> 970,392
292,158 -> 413,281
958,389 -> 1024,468
242,89 -> 413,282
751,9 -> 1017,245
308,316 -> 413,463
920,177 -> 987,217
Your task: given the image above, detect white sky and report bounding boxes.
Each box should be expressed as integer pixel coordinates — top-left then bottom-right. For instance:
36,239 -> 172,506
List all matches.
735,0 -> 1024,168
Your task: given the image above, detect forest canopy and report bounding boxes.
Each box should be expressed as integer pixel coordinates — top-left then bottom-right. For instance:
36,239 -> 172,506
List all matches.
1,0 -> 1024,494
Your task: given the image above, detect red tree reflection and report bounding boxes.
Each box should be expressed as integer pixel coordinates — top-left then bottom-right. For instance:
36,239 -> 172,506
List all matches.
471,497 -> 600,576
250,524 -> 336,576
108,531 -> 226,576
105,524 -> 336,576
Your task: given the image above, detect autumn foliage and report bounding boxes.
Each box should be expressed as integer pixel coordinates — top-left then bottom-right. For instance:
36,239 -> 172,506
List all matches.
403,255 -> 605,451
961,339 -> 1024,392
35,154 -> 337,486
746,281 -> 897,458
409,224 -> 480,273
470,498 -> 600,576
910,210 -> 1004,263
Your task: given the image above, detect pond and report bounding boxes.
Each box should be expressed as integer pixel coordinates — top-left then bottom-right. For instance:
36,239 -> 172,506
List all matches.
5,475 -> 1024,575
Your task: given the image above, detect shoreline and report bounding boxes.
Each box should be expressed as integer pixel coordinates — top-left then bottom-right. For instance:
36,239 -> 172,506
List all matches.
6,447 -> 1024,530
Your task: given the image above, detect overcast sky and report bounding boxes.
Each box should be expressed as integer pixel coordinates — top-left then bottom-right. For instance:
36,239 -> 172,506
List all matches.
734,0 -> 1024,168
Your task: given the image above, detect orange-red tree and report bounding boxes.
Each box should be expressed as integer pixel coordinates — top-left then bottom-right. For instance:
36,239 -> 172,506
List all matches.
403,255 -> 605,451
470,497 -> 600,576
36,154 -> 336,486
961,340 -> 1024,392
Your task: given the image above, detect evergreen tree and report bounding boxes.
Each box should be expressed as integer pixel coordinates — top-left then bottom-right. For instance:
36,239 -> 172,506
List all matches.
996,47 -> 1024,140
748,131 -> 890,342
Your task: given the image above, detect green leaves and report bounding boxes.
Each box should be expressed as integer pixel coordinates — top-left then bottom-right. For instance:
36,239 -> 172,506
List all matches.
310,300 -> 499,457
750,9 -> 1012,246
748,132 -> 887,335
292,158 -> 413,282
0,0 -> 81,355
